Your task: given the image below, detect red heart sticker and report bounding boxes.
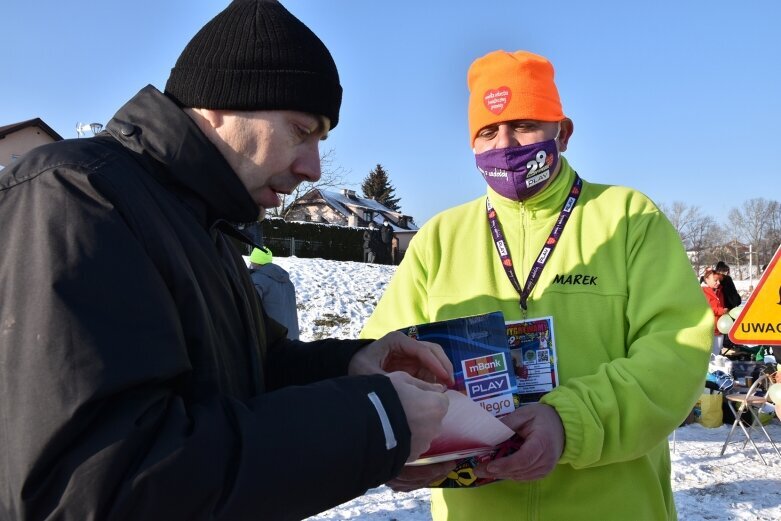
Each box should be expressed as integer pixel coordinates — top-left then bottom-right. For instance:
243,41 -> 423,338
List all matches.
483,87 -> 512,115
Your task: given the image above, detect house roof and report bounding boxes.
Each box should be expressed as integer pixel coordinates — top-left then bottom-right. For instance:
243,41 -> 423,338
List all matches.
0,118 -> 63,142
300,189 -> 418,231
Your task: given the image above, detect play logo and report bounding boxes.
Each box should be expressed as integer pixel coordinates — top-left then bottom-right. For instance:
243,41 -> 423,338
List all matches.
467,374 -> 513,400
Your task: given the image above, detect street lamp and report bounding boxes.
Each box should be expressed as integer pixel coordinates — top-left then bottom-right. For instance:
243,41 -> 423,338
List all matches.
76,122 -> 104,138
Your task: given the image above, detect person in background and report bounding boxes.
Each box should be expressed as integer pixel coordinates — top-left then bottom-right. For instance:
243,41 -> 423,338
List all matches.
702,268 -> 729,355
249,246 -> 300,340
0,1 -> 452,519
391,235 -> 400,265
363,223 -> 374,263
362,49 -> 713,520
380,218 -> 394,264
714,260 -> 742,309
365,221 -> 383,263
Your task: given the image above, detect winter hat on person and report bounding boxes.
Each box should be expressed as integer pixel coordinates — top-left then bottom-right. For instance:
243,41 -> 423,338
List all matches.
250,247 -> 273,265
467,50 -> 564,145
164,0 -> 342,128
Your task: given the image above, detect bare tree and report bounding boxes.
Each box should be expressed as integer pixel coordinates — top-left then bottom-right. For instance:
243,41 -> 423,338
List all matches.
267,148 -> 353,218
659,201 -> 723,272
659,201 -> 689,246
689,215 -> 720,272
660,198 -> 781,277
659,201 -> 708,250
718,238 -> 745,276
728,198 -> 775,267
765,200 -> 781,260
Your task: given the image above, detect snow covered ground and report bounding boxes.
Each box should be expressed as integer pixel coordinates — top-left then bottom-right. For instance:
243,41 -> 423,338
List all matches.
265,256 -> 781,520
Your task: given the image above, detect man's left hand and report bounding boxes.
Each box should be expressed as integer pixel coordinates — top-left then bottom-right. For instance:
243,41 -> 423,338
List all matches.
348,331 -> 454,385
473,403 -> 564,481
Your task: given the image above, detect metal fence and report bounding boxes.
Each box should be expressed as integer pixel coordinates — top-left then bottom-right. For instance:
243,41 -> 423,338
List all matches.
264,237 -> 325,258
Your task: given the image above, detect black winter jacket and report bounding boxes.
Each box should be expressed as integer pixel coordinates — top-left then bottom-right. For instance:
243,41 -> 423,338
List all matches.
719,275 -> 742,309
0,86 -> 410,520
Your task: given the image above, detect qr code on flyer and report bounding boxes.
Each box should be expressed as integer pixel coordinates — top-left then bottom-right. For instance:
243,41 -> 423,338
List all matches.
537,349 -> 550,364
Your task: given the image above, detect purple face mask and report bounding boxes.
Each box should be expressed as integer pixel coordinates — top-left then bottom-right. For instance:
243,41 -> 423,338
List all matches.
475,138 -> 559,201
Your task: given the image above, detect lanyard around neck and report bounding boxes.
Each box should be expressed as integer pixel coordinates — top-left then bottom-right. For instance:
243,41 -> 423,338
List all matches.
486,174 -> 582,317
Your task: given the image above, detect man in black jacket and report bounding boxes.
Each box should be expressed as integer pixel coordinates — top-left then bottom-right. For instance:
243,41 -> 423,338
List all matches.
0,1 -> 452,520
715,261 -> 742,309
380,219 -> 395,265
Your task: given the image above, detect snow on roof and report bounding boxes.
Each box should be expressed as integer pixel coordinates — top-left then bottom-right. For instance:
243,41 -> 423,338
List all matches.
316,189 -> 418,231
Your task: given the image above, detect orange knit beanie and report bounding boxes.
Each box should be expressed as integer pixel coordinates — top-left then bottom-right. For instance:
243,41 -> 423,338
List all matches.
467,50 -> 564,145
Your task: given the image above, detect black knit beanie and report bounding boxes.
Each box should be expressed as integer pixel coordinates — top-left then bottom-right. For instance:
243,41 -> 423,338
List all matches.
164,0 -> 342,128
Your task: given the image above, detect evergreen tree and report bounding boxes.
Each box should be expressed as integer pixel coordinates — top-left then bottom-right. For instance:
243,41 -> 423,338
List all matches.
361,164 -> 401,211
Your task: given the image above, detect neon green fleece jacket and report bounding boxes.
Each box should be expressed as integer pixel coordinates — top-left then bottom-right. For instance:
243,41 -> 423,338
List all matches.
361,158 -> 712,521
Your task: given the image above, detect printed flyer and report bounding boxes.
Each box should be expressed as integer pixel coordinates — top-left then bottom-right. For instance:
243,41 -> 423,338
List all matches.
506,316 -> 559,405
397,311 -> 522,488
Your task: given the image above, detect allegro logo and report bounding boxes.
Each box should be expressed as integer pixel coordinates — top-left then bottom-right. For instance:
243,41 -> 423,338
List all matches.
462,354 -> 506,377
478,393 -> 515,417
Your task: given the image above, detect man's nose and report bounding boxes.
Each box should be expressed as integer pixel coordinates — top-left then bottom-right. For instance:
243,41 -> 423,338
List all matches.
295,144 -> 322,182
495,124 -> 519,148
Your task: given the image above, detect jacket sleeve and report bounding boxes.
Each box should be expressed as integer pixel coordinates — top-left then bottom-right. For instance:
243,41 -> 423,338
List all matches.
540,208 -> 713,468
722,278 -> 742,309
704,288 -> 728,317
265,337 -> 373,389
0,169 -> 409,521
249,270 -> 373,388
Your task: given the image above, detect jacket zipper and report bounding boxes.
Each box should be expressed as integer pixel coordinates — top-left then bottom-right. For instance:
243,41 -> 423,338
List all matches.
520,202 -> 529,316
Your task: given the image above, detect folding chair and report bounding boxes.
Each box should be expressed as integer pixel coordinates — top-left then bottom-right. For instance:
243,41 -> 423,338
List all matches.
719,373 -> 781,465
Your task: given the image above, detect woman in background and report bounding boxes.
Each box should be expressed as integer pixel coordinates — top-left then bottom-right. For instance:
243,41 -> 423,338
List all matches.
702,268 -> 729,355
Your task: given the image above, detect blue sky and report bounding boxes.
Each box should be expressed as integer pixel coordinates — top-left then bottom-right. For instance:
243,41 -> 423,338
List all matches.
2,1 -> 779,225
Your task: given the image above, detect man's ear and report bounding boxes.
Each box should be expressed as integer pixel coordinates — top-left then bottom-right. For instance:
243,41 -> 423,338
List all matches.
186,108 -> 225,130
558,118 -> 574,152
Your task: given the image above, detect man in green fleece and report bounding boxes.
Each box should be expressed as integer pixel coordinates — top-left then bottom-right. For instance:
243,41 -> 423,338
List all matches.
363,50 -> 713,520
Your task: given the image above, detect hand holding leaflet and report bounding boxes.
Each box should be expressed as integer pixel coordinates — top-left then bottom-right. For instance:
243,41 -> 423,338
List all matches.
408,390 -> 515,465
395,311 -> 525,487
474,402 -> 564,481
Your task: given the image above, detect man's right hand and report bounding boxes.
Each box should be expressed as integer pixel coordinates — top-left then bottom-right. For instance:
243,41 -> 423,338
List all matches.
473,403 -> 564,481
386,371 -> 448,462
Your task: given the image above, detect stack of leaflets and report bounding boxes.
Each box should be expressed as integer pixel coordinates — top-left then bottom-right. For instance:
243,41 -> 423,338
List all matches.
399,311 -> 560,487
398,311 -> 520,488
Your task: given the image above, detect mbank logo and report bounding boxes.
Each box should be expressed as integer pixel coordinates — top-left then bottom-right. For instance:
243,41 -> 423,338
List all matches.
462,353 -> 507,378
